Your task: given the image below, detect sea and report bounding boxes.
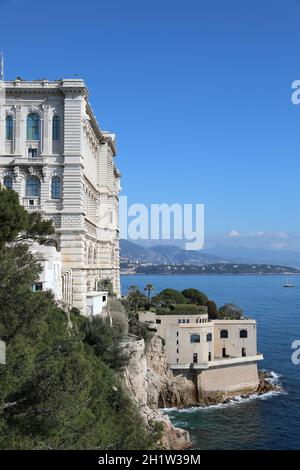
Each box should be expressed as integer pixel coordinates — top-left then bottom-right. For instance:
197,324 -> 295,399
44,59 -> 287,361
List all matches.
121,274 -> 300,449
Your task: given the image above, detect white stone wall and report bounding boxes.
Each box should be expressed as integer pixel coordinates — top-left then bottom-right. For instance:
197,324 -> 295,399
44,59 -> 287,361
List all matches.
0,79 -> 121,313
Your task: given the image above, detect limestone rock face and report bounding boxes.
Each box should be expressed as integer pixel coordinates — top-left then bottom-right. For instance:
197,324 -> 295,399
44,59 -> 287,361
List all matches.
145,334 -> 197,409
122,334 -> 191,450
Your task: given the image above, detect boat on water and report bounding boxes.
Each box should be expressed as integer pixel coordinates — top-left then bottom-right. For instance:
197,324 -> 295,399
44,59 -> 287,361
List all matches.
283,275 -> 294,288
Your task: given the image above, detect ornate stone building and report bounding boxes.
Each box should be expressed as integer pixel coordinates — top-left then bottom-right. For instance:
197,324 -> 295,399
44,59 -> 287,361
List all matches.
0,79 -> 121,312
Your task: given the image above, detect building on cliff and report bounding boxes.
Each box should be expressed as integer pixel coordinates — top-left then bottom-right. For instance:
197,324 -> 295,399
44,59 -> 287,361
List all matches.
139,311 -> 264,398
0,79 -> 121,314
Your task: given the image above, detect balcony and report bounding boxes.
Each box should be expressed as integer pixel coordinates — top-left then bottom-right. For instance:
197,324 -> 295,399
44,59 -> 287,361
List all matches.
23,197 -> 41,211
13,156 -> 45,166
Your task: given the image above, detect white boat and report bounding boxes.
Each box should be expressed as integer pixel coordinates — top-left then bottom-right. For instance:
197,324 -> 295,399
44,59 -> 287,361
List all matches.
283,275 -> 294,288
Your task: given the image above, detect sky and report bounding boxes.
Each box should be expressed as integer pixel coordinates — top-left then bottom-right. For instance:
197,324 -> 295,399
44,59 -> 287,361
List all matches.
1,0 -> 300,250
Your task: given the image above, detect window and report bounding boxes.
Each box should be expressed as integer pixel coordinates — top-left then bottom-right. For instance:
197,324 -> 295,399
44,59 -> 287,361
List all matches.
178,319 -> 181,324
222,347 -> 227,358
242,347 -> 246,357
176,332 -> 179,337
27,113 -> 40,140
51,176 -> 61,199
26,176 -> 40,197
206,333 -> 212,342
52,115 -> 60,141
186,319 -> 190,324
176,348 -> 179,353
208,352 -> 212,361
220,329 -> 228,339
156,319 -> 161,324
176,339 -> 179,345
190,334 -> 200,343
240,329 -> 248,338
182,319 -> 186,324
3,176 -> 13,189
193,353 -> 198,364
5,115 -> 13,140
32,282 -> 43,292
28,148 -> 38,158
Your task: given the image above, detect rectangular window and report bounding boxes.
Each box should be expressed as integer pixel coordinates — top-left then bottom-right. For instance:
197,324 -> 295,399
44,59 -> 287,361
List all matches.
32,282 -> 43,292
177,348 -> 179,353
186,319 -> 190,323
178,319 -> 181,323
28,148 -> 38,158
156,319 -> 161,324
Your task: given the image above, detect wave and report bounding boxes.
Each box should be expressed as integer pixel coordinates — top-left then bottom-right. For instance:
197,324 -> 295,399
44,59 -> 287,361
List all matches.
162,371 -> 285,414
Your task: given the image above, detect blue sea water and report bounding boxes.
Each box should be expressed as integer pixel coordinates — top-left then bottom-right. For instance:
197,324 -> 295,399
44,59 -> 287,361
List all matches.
121,274 -> 300,449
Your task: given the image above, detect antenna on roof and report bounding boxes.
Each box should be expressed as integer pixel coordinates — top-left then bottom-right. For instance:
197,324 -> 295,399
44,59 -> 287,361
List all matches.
0,51 -> 4,81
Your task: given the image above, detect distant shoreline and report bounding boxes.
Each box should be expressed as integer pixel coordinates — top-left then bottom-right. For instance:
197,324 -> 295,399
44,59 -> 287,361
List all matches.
121,271 -> 300,276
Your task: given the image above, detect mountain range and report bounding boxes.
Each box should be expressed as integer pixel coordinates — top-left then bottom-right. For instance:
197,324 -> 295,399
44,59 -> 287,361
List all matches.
120,239 -> 300,268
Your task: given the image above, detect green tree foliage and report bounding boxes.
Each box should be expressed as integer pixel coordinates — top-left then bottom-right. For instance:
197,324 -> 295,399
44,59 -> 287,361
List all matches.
156,288 -> 186,305
125,286 -> 147,313
181,288 -> 208,306
218,303 -> 244,320
207,300 -> 218,320
0,187 -> 54,247
97,277 -> 115,296
0,189 -> 159,449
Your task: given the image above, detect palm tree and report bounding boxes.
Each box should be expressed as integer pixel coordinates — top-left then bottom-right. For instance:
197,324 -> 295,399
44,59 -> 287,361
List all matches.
144,284 -> 154,308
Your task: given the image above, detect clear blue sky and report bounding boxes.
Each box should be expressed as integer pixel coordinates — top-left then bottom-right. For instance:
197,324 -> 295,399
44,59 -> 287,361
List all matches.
1,0 -> 300,238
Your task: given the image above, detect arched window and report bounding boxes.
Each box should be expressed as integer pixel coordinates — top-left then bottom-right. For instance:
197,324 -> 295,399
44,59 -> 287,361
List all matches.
206,333 -> 212,342
220,329 -> 228,339
52,115 -> 60,141
3,176 -> 13,189
26,176 -> 40,197
27,113 -> 40,140
5,115 -> 13,140
51,176 -> 61,199
240,329 -> 248,338
190,334 -> 200,343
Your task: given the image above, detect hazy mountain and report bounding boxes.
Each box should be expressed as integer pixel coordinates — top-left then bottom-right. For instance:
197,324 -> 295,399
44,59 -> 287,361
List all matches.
202,245 -> 300,268
120,239 -> 229,265
121,239 -> 300,268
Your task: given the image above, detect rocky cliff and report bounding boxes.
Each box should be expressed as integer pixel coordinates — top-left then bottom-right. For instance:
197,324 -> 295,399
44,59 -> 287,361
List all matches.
121,335 -> 192,450
122,333 -> 280,449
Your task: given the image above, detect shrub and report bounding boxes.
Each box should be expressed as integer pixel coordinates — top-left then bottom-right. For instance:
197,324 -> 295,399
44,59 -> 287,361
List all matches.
181,288 -> 208,306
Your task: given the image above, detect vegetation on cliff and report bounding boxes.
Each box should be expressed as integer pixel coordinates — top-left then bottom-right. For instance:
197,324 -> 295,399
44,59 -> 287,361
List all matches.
125,284 -> 244,320
0,188 -> 161,449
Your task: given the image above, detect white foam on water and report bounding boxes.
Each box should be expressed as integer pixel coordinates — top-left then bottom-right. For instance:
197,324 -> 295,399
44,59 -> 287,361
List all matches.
162,371 -> 286,415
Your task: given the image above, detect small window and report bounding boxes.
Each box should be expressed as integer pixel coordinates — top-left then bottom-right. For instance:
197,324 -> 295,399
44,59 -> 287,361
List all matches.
186,319 -> 190,324
193,353 -> 198,364
176,332 -> 179,337
28,148 -> 38,158
52,115 -> 60,141
5,115 -> 13,141
176,348 -> 179,353
240,329 -> 248,338
178,319 -> 181,324
3,176 -> 13,189
102,296 -> 106,302
51,176 -> 61,199
27,113 -> 40,140
242,347 -> 246,357
206,333 -> 212,342
182,319 -> 186,324
32,282 -> 43,292
190,334 -> 200,343
176,339 -> 179,345
220,329 -> 228,339
208,352 -> 212,361
156,319 -> 161,324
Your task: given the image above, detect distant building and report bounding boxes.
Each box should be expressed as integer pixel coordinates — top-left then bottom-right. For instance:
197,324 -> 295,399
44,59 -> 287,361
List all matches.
139,311 -> 263,398
0,79 -> 120,314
